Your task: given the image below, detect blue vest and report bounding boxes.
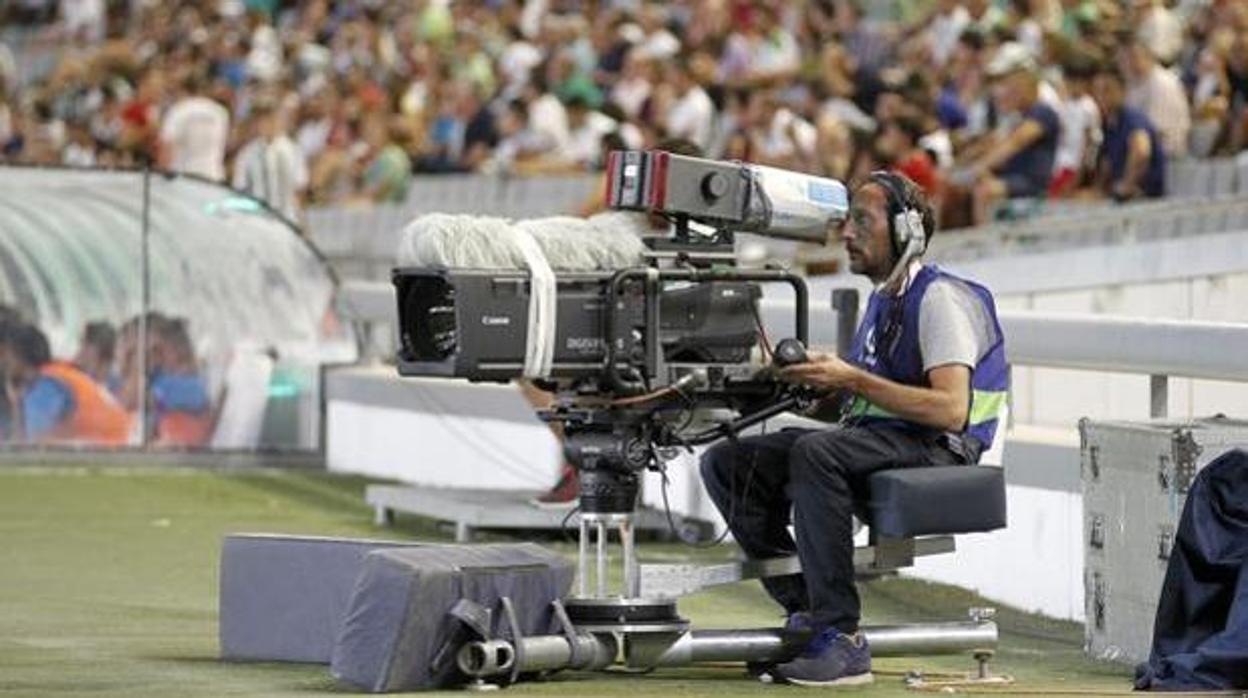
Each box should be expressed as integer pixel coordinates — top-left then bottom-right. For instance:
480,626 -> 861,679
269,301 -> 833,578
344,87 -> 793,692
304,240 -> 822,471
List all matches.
845,265 -> 1009,457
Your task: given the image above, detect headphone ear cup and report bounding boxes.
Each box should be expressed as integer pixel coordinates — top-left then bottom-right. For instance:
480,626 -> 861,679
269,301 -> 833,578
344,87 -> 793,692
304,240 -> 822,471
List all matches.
905,209 -> 925,254
891,211 -> 907,256
891,208 -> 925,257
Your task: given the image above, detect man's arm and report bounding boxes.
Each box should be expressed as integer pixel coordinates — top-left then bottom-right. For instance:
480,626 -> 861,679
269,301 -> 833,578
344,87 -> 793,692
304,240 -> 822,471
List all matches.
972,118 -> 1045,175
780,357 -> 970,432
1115,128 -> 1152,199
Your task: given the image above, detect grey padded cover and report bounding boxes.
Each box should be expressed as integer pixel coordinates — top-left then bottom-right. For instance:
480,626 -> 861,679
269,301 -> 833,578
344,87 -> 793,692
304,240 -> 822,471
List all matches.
867,466 -> 1006,538
330,542 -> 573,693
219,534 -> 426,663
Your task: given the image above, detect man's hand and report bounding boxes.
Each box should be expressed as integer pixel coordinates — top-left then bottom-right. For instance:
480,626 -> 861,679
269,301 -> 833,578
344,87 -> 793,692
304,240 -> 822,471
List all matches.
777,352 -> 861,392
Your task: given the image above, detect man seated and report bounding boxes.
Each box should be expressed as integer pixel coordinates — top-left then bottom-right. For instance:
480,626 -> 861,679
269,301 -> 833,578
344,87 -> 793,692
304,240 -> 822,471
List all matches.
1089,66 -> 1167,201
0,322 -> 130,445
949,42 -> 1061,225
699,173 -> 1007,686
148,317 -> 213,448
73,321 -> 118,390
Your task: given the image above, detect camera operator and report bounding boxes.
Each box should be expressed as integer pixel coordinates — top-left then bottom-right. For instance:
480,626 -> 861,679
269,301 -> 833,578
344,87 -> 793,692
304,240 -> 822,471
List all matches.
699,172 -> 1007,687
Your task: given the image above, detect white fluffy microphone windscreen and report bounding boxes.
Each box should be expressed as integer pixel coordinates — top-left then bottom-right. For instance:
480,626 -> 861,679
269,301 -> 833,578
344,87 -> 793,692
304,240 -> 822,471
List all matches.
516,215 -> 647,270
396,213 -> 529,269
397,212 -> 647,271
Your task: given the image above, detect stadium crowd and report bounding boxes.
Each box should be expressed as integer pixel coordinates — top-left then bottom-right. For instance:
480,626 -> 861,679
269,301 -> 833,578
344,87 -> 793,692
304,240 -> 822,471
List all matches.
2,0 -> 1247,225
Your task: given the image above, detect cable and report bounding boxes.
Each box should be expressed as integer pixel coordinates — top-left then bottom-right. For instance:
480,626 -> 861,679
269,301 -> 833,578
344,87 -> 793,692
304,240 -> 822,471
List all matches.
656,429 -> 760,548
611,386 -> 677,407
752,301 -> 773,360
559,503 -> 582,544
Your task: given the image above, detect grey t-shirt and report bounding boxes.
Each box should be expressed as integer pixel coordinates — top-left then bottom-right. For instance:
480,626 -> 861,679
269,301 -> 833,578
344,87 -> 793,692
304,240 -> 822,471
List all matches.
917,276 -> 997,373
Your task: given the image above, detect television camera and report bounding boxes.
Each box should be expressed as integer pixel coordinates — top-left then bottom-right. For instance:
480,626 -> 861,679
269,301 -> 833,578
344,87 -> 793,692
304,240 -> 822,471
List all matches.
394,151 -> 846,520
390,153 -> 1000,686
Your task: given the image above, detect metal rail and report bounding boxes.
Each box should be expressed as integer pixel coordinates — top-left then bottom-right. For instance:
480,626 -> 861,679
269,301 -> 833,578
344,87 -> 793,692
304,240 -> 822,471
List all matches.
998,311 -> 1248,418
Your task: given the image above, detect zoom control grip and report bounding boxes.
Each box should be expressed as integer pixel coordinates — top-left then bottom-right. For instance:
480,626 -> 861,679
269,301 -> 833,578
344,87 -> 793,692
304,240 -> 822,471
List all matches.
772,338 -> 808,368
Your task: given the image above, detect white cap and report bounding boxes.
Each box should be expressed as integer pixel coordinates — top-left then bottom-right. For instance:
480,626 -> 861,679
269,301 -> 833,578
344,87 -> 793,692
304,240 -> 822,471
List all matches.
617,22 -> 645,45
986,42 -> 1037,78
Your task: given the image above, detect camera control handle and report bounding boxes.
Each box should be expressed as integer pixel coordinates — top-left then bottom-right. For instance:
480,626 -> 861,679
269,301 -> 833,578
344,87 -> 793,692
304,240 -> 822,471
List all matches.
772,338 -> 808,368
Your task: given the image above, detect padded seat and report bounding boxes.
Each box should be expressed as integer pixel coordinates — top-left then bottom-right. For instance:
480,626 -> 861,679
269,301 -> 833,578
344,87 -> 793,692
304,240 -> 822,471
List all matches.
864,466 -> 1006,539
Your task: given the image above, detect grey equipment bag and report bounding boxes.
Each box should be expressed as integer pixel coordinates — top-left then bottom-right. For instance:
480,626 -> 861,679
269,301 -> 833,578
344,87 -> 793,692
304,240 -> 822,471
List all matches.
330,542 -> 573,692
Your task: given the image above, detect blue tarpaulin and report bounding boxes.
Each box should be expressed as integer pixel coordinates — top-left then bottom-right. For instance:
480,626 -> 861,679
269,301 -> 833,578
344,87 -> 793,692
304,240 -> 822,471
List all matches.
1136,449 -> 1248,691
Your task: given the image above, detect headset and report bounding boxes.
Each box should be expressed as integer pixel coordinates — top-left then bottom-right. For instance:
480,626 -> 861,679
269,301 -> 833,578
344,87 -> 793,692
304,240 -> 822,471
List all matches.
868,170 -> 927,264
865,171 -> 927,362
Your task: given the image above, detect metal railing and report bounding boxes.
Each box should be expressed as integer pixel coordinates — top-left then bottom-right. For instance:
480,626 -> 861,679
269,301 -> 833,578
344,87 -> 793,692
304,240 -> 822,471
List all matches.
930,194 -> 1248,264
999,311 -> 1248,419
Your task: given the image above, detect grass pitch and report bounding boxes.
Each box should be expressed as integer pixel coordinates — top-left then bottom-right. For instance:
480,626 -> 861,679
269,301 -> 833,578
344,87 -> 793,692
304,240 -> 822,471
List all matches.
0,466 -> 1131,697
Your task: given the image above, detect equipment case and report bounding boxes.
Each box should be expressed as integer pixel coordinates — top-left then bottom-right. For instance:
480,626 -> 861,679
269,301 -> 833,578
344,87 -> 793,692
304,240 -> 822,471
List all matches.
1080,416 -> 1248,664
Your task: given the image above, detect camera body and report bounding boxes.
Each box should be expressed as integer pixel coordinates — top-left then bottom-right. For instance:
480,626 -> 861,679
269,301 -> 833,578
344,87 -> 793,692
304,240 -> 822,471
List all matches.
393,152 -> 847,514
395,268 -> 759,387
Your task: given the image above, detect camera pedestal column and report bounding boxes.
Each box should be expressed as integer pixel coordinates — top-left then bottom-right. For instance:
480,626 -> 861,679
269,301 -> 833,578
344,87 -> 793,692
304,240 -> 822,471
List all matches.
564,511 -> 688,636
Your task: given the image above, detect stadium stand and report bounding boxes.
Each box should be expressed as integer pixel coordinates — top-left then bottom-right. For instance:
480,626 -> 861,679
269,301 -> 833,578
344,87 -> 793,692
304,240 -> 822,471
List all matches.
1,0 -> 1247,229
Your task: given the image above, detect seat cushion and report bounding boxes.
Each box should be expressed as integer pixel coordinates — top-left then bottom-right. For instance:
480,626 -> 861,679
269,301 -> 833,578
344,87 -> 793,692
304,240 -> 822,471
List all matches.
866,466 -> 1006,538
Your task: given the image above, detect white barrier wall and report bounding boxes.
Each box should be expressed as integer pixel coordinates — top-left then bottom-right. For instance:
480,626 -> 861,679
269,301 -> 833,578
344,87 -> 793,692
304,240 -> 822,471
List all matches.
326,367 -> 561,489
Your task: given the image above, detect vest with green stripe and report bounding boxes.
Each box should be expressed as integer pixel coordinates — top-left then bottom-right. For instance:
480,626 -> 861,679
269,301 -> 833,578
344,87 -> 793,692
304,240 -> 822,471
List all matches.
845,264 -> 1008,457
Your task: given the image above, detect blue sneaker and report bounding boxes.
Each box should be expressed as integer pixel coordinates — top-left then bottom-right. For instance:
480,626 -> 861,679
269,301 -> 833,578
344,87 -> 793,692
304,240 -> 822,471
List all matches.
747,612 -> 814,680
769,628 -> 872,687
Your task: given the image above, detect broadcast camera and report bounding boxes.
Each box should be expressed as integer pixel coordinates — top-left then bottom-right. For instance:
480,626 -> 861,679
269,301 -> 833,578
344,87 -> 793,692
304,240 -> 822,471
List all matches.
384,154 -> 1006,689
394,152 -> 847,521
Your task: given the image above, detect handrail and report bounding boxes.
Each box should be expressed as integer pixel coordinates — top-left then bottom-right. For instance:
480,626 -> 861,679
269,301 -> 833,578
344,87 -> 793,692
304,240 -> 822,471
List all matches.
999,311 -> 1248,383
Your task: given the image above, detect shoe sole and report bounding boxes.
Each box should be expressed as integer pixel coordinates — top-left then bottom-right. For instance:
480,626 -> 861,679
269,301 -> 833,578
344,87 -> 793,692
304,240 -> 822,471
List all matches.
782,672 -> 873,687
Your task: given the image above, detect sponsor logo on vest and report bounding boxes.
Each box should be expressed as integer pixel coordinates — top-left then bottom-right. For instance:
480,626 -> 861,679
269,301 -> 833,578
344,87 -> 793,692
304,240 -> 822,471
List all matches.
482,315 -> 511,326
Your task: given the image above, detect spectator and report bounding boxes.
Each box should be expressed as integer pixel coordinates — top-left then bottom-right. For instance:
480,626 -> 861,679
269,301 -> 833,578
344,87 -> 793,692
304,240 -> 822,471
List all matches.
743,3 -> 801,86
1119,40 -> 1190,157
232,99 -> 308,222
1091,65 -> 1167,201
458,85 -> 500,172
747,89 -> 817,172
876,113 -> 942,199
662,58 -> 715,153
59,0 -> 107,45
73,321 -> 117,390
967,0 -> 1008,36
554,94 -> 618,171
1049,53 -> 1101,197
147,317 -> 213,448
1224,31 -> 1248,153
523,69 -> 570,155
0,306 -> 24,439
1134,0 -> 1184,66
610,49 -> 653,120
950,43 -> 1061,226
925,0 -> 971,68
1188,45 -> 1230,158
355,115 -> 411,204
0,322 -> 129,445
1011,0 -> 1062,59
485,98 -> 552,174
159,72 -> 230,180
835,0 -> 893,81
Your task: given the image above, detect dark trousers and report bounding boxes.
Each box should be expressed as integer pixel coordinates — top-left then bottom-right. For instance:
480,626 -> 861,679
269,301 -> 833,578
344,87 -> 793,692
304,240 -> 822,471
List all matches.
699,424 -> 966,633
